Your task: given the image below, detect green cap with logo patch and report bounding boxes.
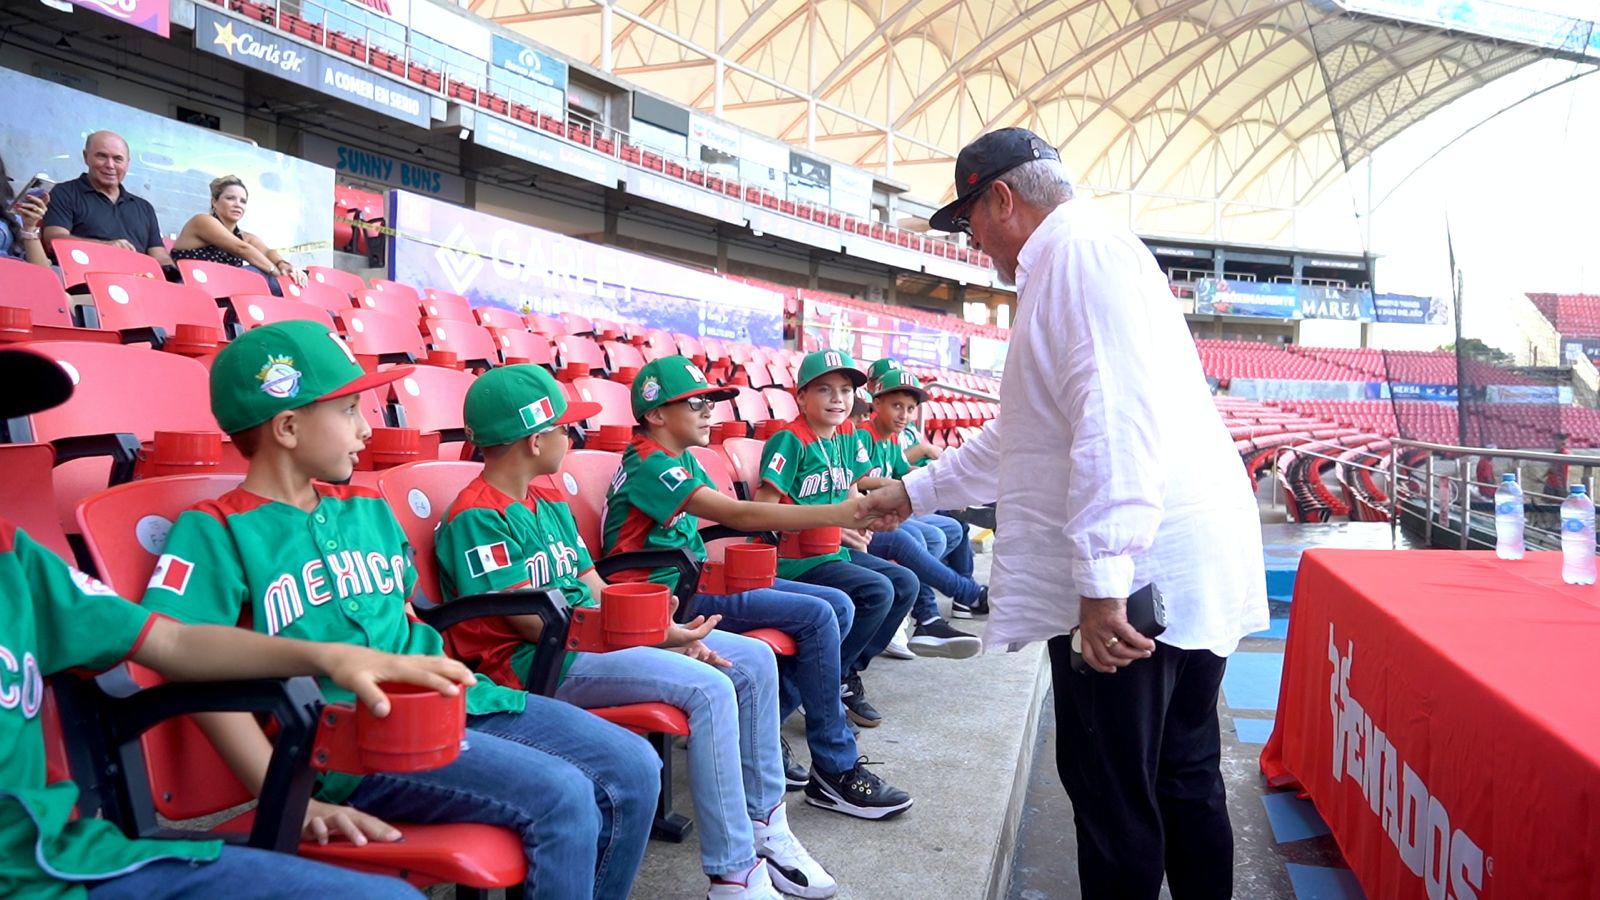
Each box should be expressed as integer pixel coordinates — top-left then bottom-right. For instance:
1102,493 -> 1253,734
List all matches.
631,355 -> 739,421
463,364 -> 603,447
870,369 -> 927,403
866,357 -> 904,385
210,320 -> 412,434
796,349 -> 868,391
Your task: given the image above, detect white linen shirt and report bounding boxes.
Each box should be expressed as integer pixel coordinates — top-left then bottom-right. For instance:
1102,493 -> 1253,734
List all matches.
903,201 -> 1268,656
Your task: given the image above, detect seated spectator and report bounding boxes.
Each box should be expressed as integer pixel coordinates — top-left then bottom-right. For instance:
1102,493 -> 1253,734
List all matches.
1,154 -> 51,267
435,364 -> 838,898
854,369 -> 983,658
172,175 -> 307,296
40,130 -> 174,270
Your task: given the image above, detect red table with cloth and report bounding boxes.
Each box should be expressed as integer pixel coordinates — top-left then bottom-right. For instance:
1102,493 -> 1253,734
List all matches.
1260,549 -> 1600,900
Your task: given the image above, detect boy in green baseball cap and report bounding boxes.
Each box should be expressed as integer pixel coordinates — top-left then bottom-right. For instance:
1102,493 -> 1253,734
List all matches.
857,367 -> 985,656
437,364 -> 838,898
143,324 -> 661,899
0,345 -> 465,898
603,355 -> 913,827
753,349 -> 919,731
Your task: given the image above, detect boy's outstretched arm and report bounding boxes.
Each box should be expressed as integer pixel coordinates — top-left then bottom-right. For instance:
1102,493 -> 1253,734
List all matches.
686,487 -> 878,531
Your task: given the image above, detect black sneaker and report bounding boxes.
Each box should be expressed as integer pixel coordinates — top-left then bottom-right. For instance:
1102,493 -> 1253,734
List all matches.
909,618 -> 982,659
952,585 -> 990,619
781,737 -> 809,791
804,757 -> 913,820
840,674 -> 881,728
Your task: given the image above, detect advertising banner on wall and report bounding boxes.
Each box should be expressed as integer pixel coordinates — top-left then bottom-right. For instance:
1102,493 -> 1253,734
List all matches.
474,117 -> 624,188
301,134 -> 466,204
0,66 -> 333,266
787,151 -> 831,208
802,295 -> 962,369
739,134 -> 788,196
1297,285 -> 1375,321
195,8 -> 430,128
1194,279 -> 1300,318
1562,337 -> 1600,366
1373,292 -> 1450,325
71,0 -> 170,37
829,165 -> 873,220
689,115 -> 741,180
1366,382 -> 1460,402
389,192 -> 783,346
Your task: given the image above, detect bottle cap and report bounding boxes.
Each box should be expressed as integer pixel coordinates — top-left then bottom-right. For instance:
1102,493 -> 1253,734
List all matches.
1570,485 -> 1587,496
1502,474 -> 1516,482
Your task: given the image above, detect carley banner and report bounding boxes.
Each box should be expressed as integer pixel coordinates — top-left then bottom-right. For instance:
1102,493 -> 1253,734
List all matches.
389,192 -> 783,346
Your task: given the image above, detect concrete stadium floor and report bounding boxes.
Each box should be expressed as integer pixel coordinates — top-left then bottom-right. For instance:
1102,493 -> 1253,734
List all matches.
626,548 -> 1054,900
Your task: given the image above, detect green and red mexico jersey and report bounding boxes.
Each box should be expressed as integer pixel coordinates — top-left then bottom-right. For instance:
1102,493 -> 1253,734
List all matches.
600,436 -> 715,593
898,423 -> 931,469
857,420 -> 911,481
141,484 -> 526,803
435,478 -> 598,690
759,419 -> 862,578
0,520 -> 222,896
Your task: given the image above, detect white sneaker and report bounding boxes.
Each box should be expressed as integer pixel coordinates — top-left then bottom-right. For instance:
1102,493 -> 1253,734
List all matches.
881,617 -> 915,660
708,859 -> 784,899
753,803 -> 839,898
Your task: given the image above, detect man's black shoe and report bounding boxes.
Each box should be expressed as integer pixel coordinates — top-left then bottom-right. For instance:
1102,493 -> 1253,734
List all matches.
781,737 -> 809,791
953,585 -> 990,619
909,618 -> 982,659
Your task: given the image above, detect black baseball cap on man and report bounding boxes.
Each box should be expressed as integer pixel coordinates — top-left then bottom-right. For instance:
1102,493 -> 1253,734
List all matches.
928,127 -> 1062,233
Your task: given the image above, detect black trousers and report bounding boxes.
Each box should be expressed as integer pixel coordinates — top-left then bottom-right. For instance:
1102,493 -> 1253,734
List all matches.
1046,637 -> 1233,900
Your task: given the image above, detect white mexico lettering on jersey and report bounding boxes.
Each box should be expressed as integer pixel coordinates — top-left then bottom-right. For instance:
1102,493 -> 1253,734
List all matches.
264,550 -> 404,634
0,645 -> 44,718
1328,625 -> 1485,900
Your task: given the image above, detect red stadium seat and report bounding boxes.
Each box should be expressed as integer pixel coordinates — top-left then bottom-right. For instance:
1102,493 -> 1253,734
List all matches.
336,307 -> 426,365
559,311 -> 595,336
674,334 -> 707,367
720,437 -> 765,499
601,341 -> 646,382
527,313 -> 567,336
475,306 -> 527,330
177,259 -> 271,301
11,341 -> 215,529
369,279 -> 422,306
281,278 -> 356,312
729,387 -> 771,429
83,274 -> 224,353
567,377 -> 633,451
0,257 -> 74,327
305,265 -> 366,297
421,318 -> 498,369
422,290 -> 474,323
0,443 -> 71,560
73,472 -> 527,893
760,387 -> 798,423
493,329 -> 556,367
354,288 -> 423,320
550,450 -> 622,552
390,366 -> 475,452
686,446 -> 739,500
554,334 -> 606,381
52,238 -> 163,289
223,294 -> 336,335
590,317 -> 624,341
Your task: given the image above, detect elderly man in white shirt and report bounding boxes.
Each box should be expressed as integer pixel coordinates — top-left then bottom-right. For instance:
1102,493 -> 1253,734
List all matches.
863,128 -> 1267,900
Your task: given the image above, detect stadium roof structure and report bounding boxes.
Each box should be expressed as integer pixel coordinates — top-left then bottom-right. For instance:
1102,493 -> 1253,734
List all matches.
474,0 -> 1597,244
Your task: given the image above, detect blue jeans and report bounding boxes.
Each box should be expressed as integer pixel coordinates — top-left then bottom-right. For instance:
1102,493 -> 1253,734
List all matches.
689,579 -> 858,776
554,632 -> 781,877
797,555 -> 916,677
89,845 -> 422,898
868,526 -> 981,624
900,517 -> 947,561
345,692 -> 659,900
923,513 -> 974,578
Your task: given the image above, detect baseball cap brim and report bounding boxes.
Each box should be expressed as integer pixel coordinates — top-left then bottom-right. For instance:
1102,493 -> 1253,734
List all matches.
928,171 -> 1004,233
801,366 -> 868,390
314,365 -> 415,403
673,385 -> 740,405
554,400 -> 604,426
0,349 -> 73,418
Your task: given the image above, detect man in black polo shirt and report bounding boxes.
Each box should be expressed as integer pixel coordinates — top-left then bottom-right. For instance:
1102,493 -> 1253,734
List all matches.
41,130 -> 175,268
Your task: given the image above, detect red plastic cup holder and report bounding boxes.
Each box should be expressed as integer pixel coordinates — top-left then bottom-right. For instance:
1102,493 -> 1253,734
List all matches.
615,366 -> 639,383
723,543 -> 776,592
356,427 -> 423,470
165,323 -> 222,355
600,582 -> 671,649
145,430 -> 223,477
313,682 -> 466,774
778,526 -> 842,559
426,349 -> 463,369
0,306 -> 33,334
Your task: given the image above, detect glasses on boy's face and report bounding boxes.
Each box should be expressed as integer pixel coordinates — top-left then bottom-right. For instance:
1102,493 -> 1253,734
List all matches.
676,397 -> 713,413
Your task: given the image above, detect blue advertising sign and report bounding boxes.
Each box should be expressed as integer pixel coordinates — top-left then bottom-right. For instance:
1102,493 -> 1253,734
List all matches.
1194,279 -> 1299,318
1367,382 -> 1459,402
491,36 -> 569,92
389,192 -> 782,346
473,118 -> 623,189
195,8 -> 430,128
1374,292 -> 1450,325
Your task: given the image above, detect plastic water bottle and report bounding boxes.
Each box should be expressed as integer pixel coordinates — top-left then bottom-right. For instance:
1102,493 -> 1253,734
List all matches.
1560,485 -> 1596,585
1493,474 -> 1525,560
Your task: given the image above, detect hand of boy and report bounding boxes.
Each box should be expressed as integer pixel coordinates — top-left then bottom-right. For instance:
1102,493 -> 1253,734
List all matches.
320,646 -> 476,718
832,495 -> 885,530
841,528 -> 871,551
303,798 -> 402,846
678,639 -> 733,668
